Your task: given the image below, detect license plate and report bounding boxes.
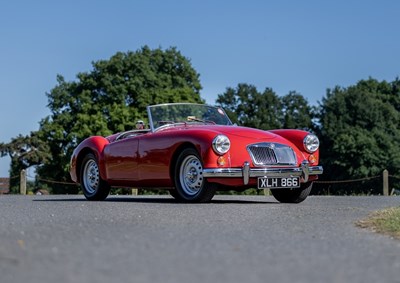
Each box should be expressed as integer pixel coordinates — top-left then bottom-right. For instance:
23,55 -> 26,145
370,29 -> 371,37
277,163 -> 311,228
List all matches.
258,177 -> 300,189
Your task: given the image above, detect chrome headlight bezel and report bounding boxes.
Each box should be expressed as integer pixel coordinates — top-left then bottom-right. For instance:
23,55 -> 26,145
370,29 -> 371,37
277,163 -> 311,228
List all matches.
212,135 -> 231,155
303,134 -> 320,153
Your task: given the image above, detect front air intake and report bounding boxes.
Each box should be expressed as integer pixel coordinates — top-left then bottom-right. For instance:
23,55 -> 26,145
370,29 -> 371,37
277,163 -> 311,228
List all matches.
247,143 -> 297,166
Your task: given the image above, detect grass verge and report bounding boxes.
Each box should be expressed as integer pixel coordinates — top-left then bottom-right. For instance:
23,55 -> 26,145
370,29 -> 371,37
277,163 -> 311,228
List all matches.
356,207 -> 400,240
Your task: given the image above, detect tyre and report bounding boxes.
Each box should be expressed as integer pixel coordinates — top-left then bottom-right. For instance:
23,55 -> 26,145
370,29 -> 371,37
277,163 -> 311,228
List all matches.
80,153 -> 110,201
173,148 -> 216,203
168,189 -> 183,201
270,182 -> 313,203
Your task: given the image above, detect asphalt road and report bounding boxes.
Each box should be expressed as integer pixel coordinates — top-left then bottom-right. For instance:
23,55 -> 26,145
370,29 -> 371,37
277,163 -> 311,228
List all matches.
1,195 -> 399,283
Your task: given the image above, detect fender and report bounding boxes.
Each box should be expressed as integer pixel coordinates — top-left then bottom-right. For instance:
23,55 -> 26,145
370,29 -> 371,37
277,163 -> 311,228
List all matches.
269,129 -> 320,165
70,136 -> 110,183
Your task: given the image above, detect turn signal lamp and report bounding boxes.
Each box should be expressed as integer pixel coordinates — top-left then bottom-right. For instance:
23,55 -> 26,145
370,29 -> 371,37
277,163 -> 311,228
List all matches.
308,154 -> 317,164
217,156 -> 227,166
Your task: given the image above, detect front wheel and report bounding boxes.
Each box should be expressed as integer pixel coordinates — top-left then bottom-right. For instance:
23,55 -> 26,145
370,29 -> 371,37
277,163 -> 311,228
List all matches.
270,182 -> 313,203
168,189 -> 182,201
173,148 -> 216,203
80,153 -> 110,201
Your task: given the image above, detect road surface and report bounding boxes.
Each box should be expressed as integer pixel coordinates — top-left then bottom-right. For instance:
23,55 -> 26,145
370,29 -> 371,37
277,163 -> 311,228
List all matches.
1,195 -> 399,283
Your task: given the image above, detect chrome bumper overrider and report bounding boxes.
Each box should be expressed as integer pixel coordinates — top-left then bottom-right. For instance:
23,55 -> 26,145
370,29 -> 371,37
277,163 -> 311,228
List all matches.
203,161 -> 323,185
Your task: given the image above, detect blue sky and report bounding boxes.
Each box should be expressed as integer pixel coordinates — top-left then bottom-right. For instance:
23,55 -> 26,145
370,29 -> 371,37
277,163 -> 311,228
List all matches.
1,0 -> 399,177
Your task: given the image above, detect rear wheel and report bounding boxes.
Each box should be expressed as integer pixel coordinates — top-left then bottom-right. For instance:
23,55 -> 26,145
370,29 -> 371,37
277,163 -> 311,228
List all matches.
80,153 -> 110,201
271,182 -> 313,203
173,148 -> 216,203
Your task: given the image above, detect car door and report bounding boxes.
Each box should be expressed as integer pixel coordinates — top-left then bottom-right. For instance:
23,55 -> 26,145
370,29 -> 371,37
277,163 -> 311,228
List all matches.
103,137 -> 139,180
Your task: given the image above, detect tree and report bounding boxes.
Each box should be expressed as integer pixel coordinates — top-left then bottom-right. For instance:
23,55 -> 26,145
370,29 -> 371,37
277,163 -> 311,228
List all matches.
216,84 -> 314,130
2,46 -> 204,193
216,83 -> 282,129
317,78 -> 400,194
0,132 -> 50,192
281,91 -> 315,130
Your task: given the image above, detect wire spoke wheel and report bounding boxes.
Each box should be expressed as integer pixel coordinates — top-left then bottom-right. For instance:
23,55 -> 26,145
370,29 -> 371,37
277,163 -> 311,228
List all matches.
80,153 -> 110,201
179,155 -> 204,196
83,159 -> 100,194
174,148 -> 216,202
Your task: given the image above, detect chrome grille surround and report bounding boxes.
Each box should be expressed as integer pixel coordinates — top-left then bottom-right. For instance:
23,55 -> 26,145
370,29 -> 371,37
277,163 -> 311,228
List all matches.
247,143 -> 297,166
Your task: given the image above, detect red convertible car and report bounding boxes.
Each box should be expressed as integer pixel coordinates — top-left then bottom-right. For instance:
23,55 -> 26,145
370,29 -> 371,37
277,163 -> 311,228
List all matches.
70,103 -> 323,203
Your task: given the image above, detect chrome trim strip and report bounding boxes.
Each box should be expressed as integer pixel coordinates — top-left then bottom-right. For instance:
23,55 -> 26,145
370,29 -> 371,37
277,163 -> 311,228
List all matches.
243,161 -> 250,185
203,165 -> 323,180
146,103 -> 233,133
247,142 -> 297,166
301,160 -> 310,182
146,105 -> 155,132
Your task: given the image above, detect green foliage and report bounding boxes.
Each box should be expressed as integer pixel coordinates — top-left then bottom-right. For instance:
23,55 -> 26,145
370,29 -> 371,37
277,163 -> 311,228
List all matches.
316,78 -> 400,194
216,84 -> 281,129
281,91 -> 315,130
1,43 -> 399,197
2,46 -> 204,194
357,207 -> 400,239
216,84 -> 315,130
0,132 -> 50,192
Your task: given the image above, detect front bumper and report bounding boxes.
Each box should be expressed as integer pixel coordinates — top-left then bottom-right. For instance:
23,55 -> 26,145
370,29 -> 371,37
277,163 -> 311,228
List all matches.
203,161 -> 323,185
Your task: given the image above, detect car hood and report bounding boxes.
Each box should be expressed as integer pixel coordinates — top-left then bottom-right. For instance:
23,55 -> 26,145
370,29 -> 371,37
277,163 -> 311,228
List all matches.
216,125 -> 277,139
184,125 -> 280,141
156,124 -> 291,144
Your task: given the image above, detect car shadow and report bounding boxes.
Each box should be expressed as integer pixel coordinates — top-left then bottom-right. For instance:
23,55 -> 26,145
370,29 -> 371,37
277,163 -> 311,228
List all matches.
32,196 -> 277,204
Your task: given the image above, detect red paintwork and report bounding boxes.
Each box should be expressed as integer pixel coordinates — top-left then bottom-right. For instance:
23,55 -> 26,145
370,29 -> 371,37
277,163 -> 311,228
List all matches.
269,129 -> 320,166
70,124 -> 319,189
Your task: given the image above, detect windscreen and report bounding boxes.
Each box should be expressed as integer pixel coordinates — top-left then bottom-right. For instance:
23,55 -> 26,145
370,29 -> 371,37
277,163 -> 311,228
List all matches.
148,103 -> 232,131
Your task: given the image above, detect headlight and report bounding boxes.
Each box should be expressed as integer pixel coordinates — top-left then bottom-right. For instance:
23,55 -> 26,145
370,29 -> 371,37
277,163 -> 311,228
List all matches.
212,135 -> 230,155
303,134 -> 320,153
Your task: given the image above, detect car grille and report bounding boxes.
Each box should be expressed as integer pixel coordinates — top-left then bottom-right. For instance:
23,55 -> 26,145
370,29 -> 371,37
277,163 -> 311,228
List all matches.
247,143 -> 297,166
